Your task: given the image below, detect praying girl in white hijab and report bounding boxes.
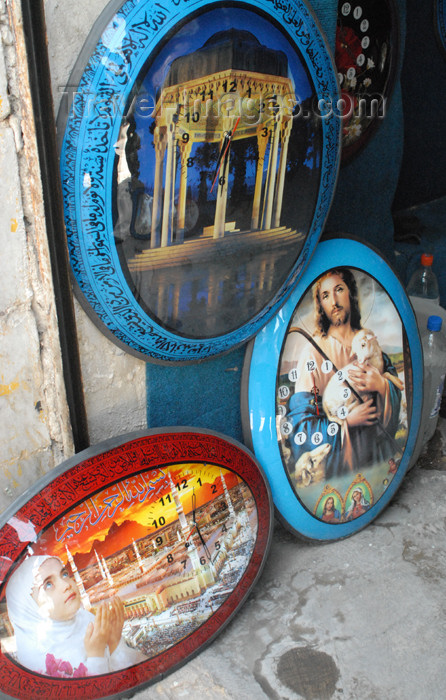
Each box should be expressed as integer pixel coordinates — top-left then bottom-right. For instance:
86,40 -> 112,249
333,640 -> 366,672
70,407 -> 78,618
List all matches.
5,555 -> 145,678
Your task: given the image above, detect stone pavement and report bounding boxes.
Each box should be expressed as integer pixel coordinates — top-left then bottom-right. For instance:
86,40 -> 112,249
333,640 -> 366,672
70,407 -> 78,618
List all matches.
130,423 -> 446,700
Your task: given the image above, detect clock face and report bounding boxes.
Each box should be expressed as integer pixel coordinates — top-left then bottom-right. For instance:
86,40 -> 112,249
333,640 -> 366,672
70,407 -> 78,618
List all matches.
335,0 -> 399,162
242,237 -> 423,540
59,0 -> 340,362
0,429 -> 272,699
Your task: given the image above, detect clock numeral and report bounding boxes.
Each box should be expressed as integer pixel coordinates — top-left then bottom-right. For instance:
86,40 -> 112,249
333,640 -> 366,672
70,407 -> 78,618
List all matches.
215,541 -> 221,551
181,132 -> 190,143
200,556 -> 207,566
321,359 -> 333,374
327,422 -> 339,437
222,79 -> 237,93
246,86 -> 252,98
200,88 -> 213,101
185,110 -> 200,123
219,175 -> 226,186
167,553 -> 173,563
176,479 -> 187,490
152,516 -> 166,528
181,559 -> 187,569
211,484 -> 217,494
261,126 -> 269,138
159,494 -> 172,506
337,406 -> 349,420
187,157 -> 195,168
221,523 -> 228,533
278,385 -> 290,400
155,536 -> 163,546
311,431 -> 323,446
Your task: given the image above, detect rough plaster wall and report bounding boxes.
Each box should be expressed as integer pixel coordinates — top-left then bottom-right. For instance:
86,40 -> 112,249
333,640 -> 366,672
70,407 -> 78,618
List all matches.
0,0 -> 74,513
44,0 -> 147,445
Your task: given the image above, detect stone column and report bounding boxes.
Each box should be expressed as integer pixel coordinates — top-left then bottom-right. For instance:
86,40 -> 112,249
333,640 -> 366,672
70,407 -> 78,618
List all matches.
213,117 -> 232,239
273,117 -> 292,229
161,114 -> 176,248
251,127 -> 269,230
151,126 -> 166,248
176,138 -> 193,243
262,114 -> 281,231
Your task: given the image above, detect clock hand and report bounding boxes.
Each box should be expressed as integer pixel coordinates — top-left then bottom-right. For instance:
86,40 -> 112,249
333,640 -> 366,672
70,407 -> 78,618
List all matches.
190,489 -> 212,561
210,116 -> 241,193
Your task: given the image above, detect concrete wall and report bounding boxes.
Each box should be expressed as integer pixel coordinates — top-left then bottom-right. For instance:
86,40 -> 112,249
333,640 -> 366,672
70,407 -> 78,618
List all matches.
0,0 -> 147,515
44,0 -> 147,447
0,0 -> 73,512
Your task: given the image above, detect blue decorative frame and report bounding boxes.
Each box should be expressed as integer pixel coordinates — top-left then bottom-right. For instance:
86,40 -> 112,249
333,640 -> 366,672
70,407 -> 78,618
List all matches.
242,237 -> 423,541
435,0 -> 446,56
59,0 -> 340,363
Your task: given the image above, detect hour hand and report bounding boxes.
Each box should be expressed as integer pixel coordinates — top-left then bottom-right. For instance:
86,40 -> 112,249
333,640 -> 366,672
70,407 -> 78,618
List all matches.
210,117 -> 240,193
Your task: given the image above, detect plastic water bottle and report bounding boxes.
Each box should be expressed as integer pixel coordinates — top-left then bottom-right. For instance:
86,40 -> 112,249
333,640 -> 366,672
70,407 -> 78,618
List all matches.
407,253 -> 440,304
422,315 -> 446,444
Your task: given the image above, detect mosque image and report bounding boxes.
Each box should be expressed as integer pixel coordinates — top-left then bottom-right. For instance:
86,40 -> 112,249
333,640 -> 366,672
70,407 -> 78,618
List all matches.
24,471 -> 259,660
115,28 -> 319,337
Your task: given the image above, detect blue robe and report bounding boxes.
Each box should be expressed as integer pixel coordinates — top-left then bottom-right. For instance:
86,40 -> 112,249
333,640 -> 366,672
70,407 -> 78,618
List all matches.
287,347 -> 402,480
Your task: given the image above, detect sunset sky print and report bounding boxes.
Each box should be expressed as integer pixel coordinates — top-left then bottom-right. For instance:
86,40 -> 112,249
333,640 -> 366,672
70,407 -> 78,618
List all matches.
32,463 -> 241,560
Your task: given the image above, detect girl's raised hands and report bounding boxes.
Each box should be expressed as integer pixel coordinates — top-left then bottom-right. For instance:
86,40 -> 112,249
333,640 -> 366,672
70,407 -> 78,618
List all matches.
84,603 -> 112,658
107,597 -> 125,655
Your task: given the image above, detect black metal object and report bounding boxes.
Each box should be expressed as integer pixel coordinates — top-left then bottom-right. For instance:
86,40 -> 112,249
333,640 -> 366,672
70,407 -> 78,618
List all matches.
20,0 -> 89,451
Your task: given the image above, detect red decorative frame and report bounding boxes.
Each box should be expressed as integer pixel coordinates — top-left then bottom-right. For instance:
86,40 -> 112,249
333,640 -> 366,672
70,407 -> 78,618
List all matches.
0,429 -> 273,699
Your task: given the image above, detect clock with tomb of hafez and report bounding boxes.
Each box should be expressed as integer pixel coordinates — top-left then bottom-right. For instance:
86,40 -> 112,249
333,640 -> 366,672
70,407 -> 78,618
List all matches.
335,0 -> 399,163
0,428 -> 272,699
58,0 -> 340,363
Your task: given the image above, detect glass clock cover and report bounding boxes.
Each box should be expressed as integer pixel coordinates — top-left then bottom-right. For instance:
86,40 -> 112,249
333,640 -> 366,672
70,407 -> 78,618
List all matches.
58,0 -> 340,362
0,429 -> 273,699
242,237 -> 423,541
335,0 -> 399,162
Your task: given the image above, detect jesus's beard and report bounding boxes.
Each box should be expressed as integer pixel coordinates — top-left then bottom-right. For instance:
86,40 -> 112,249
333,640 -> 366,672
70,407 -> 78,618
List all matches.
330,307 -> 349,327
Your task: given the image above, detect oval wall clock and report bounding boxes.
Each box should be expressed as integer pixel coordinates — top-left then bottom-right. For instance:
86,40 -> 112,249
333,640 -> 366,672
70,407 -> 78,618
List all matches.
0,429 -> 273,699
241,237 -> 423,541
58,0 -> 341,363
335,0 -> 399,163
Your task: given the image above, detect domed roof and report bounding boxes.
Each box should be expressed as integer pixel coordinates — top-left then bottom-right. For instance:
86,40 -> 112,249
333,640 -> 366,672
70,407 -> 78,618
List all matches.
164,28 -> 289,88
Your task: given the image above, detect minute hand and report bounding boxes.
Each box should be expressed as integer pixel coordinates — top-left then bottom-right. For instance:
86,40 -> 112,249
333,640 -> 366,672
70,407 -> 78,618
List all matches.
210,116 -> 241,194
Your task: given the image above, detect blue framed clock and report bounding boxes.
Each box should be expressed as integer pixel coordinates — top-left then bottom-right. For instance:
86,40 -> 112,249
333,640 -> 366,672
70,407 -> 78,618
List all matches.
58,0 -> 341,363
241,237 -> 423,541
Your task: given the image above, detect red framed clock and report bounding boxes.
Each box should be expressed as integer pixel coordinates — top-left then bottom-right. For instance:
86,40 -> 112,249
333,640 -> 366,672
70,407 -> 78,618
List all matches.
0,429 -> 273,699
335,0 -> 399,163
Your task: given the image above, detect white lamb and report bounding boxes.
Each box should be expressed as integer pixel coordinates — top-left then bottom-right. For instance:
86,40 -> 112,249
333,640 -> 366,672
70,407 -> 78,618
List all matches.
294,442 -> 332,487
322,328 -> 404,424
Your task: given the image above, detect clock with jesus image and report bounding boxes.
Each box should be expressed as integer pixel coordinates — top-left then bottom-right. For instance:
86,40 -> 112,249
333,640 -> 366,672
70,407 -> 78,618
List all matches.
241,237 -> 423,541
58,0 -> 340,362
0,428 -> 272,699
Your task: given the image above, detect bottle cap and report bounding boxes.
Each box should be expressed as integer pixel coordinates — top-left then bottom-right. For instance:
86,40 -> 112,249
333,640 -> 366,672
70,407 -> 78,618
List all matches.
427,315 -> 442,331
421,253 -> 434,266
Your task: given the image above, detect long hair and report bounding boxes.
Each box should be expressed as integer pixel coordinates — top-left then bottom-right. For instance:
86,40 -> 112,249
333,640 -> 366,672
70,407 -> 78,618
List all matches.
313,268 -> 361,336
